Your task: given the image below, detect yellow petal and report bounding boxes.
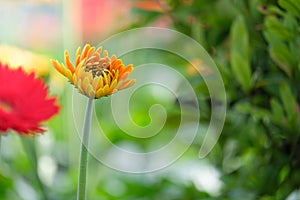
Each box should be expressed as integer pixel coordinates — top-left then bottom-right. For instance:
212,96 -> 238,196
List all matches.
114,70 -> 119,80
92,76 -> 100,89
87,84 -> 95,98
103,50 -> 108,58
96,77 -> 104,90
111,55 -> 117,62
73,73 -> 78,84
65,69 -> 73,83
102,85 -> 110,95
95,88 -> 104,98
102,71 -> 109,84
75,59 -> 86,75
77,79 -> 83,94
86,71 -> 94,83
83,77 -> 91,94
76,47 -> 81,66
76,66 -> 85,80
109,79 -> 118,91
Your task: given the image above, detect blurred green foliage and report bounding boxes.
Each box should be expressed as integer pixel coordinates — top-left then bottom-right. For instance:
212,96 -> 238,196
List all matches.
130,0 -> 300,199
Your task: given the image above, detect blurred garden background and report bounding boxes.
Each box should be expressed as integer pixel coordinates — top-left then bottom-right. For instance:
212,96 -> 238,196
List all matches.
0,0 -> 300,199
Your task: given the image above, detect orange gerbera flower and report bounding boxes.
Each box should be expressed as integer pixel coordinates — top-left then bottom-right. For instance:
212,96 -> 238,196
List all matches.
51,44 -> 135,99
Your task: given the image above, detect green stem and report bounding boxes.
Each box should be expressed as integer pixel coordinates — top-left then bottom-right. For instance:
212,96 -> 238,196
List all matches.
0,135 -> 2,162
77,98 -> 94,200
21,137 -> 49,200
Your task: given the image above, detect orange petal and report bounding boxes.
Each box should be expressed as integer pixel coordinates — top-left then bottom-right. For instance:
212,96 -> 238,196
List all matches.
96,46 -> 102,54
120,64 -> 133,75
81,44 -> 91,60
111,59 -> 123,70
51,60 -> 73,82
51,59 -> 64,75
87,46 -> 96,57
119,79 -> 136,90
118,71 -> 130,81
64,50 -> 75,73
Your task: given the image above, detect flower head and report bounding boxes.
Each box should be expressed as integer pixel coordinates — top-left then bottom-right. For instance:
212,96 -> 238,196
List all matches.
51,44 -> 135,99
0,63 -> 59,135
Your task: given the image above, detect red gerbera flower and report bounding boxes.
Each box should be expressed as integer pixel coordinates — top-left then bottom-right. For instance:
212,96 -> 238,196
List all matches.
0,63 -> 59,135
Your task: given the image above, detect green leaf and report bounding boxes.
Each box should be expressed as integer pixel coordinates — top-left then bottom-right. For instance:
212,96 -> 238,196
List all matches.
191,19 -> 206,47
279,82 -> 297,126
279,0 -> 300,16
279,165 -> 290,184
230,16 -> 252,92
267,5 -> 286,16
235,101 -> 272,120
270,98 -> 285,125
263,31 -> 293,76
264,16 -> 291,41
283,14 -> 299,36
0,174 -> 13,199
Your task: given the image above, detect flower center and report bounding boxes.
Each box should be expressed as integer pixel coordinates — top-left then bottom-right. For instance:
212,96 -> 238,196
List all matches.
83,59 -> 110,78
0,100 -> 12,113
